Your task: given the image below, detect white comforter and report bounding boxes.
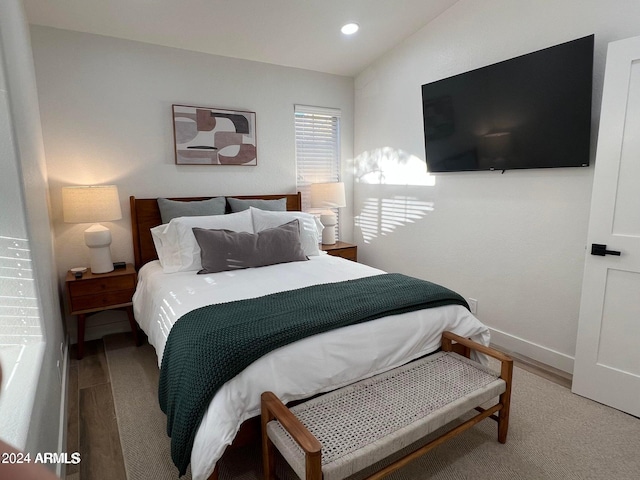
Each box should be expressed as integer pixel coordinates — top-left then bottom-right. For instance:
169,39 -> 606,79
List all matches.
133,254 -> 490,480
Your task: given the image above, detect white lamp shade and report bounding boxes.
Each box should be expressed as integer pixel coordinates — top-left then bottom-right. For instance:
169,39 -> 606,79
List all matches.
62,185 -> 122,274
310,182 -> 346,209
62,185 -> 122,223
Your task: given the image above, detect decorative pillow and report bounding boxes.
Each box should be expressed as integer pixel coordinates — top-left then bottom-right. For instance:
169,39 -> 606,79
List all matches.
227,197 -> 287,213
150,209 -> 253,273
157,197 -> 226,224
250,207 -> 322,256
193,220 -> 307,274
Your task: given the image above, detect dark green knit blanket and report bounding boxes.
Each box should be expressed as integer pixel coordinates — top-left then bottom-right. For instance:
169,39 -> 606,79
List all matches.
158,273 -> 469,475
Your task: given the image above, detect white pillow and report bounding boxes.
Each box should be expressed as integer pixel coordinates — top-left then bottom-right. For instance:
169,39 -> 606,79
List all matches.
250,207 -> 322,256
151,209 -> 254,273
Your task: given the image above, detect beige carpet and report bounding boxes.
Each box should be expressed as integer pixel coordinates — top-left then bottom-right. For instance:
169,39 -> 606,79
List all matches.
104,333 -> 640,480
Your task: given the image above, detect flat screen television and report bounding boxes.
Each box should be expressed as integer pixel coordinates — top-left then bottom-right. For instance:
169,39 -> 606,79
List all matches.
421,35 -> 594,172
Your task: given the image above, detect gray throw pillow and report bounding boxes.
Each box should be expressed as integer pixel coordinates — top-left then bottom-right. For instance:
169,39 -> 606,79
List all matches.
193,219 -> 307,274
227,197 -> 287,213
157,197 -> 226,224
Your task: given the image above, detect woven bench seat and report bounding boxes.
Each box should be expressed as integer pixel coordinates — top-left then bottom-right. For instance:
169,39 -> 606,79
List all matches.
261,331 -> 513,480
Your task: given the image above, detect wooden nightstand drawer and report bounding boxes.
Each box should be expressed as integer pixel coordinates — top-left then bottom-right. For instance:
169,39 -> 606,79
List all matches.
329,248 -> 357,261
321,241 -> 358,262
67,274 -> 135,297
65,263 -> 140,359
69,289 -> 135,313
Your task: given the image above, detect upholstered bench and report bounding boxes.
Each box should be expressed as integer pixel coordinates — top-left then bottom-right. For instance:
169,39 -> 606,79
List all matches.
261,331 -> 513,480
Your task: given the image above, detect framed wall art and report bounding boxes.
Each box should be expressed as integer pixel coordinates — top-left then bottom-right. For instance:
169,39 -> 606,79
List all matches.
172,104 -> 257,165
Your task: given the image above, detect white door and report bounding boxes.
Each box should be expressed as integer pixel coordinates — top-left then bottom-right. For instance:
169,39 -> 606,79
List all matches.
572,36 -> 640,417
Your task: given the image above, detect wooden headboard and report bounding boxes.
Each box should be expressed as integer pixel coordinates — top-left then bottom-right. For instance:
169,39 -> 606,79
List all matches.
130,193 -> 302,270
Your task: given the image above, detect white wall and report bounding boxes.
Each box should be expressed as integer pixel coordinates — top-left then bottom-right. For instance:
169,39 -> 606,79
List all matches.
29,26 -> 354,341
0,0 -> 65,471
353,0 -> 640,372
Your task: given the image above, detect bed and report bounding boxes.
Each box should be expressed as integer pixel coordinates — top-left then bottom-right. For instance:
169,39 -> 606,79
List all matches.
129,193 -> 491,480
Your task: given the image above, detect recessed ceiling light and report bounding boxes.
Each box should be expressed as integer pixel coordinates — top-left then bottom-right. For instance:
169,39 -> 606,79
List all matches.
341,23 -> 359,35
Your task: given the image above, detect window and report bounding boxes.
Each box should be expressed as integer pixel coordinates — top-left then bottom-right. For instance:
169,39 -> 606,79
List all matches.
294,105 -> 341,235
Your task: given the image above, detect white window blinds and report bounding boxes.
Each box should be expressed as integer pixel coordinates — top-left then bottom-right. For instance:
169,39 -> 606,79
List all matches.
295,105 -> 342,214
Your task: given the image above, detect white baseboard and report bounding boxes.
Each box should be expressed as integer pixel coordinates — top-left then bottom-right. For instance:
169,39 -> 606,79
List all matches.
56,338 -> 69,478
489,327 -> 575,374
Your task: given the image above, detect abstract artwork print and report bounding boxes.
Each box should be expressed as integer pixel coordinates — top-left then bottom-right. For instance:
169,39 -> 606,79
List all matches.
172,105 -> 257,165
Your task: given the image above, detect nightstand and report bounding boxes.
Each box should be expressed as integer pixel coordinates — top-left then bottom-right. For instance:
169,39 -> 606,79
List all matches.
65,263 -> 140,359
321,241 -> 357,262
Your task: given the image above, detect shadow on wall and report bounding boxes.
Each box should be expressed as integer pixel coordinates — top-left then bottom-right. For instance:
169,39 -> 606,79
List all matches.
0,235 -> 46,448
353,147 -> 435,244
0,236 -> 42,342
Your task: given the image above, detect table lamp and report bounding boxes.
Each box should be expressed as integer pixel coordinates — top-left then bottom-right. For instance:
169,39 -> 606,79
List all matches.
310,182 -> 346,245
62,185 -> 122,274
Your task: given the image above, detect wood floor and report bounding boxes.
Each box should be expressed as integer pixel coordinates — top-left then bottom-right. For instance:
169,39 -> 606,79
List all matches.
66,339 -> 127,480
66,338 -> 572,480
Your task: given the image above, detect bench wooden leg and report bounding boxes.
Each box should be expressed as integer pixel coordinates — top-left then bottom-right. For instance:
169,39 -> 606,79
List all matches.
261,399 -> 277,480
442,331 -> 514,444
262,391 -> 323,480
498,358 -> 513,443
306,450 -> 322,480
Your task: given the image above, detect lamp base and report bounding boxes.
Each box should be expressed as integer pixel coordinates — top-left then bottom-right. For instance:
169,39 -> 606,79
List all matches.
319,212 -> 337,245
84,224 -> 114,274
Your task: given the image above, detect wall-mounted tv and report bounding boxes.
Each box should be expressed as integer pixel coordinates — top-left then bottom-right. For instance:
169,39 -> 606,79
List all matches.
422,35 -> 594,173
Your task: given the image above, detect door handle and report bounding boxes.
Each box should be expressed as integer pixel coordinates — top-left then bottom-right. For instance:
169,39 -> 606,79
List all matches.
591,244 -> 621,256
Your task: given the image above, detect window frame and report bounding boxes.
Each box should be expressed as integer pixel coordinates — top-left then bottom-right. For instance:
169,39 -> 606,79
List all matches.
294,105 -> 342,238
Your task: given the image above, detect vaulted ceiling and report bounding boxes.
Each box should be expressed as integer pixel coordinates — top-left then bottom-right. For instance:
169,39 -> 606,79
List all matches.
23,0 -> 458,76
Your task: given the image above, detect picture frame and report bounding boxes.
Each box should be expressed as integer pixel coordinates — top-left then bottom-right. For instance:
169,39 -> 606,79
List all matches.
172,104 -> 257,165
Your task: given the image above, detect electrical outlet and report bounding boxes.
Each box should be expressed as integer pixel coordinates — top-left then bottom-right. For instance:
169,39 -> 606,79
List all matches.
468,298 -> 478,315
